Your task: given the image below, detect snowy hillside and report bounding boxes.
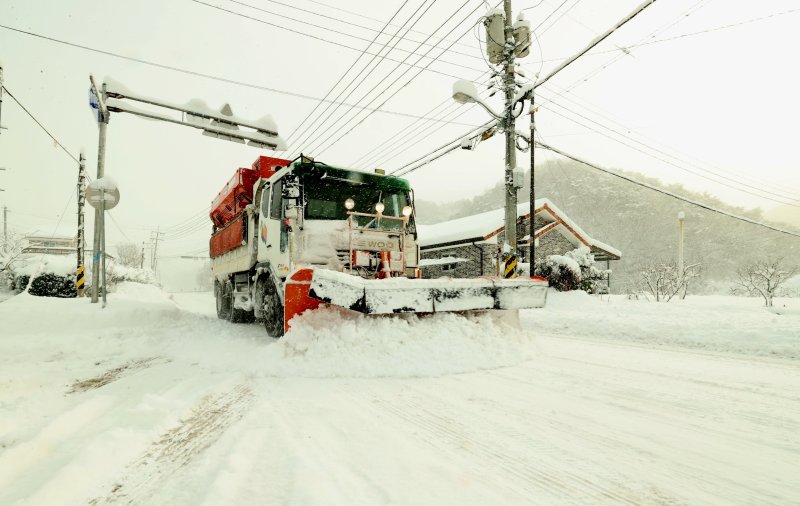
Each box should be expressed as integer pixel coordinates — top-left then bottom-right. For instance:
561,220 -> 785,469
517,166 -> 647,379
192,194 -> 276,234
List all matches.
1,285 -> 798,504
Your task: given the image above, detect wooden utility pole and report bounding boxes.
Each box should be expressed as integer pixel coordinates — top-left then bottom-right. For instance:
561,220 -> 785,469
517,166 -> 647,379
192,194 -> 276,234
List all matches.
76,153 -> 87,296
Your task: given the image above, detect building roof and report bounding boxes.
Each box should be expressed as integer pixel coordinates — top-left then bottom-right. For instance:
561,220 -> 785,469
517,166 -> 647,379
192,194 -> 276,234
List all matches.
418,198 -> 621,260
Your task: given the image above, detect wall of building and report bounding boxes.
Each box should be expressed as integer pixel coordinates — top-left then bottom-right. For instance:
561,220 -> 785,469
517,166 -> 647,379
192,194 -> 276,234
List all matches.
420,243 -> 495,279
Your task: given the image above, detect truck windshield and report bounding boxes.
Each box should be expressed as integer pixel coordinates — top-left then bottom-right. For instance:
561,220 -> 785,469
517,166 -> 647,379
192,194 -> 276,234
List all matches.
304,178 -> 414,231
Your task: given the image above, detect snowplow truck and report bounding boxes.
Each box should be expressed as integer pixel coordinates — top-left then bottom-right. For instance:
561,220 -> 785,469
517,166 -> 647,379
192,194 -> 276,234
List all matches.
210,156 -> 547,336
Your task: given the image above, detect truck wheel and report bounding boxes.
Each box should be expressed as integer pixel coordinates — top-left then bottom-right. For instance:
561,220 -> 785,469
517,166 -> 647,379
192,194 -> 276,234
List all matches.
262,277 -> 284,338
216,280 -> 232,320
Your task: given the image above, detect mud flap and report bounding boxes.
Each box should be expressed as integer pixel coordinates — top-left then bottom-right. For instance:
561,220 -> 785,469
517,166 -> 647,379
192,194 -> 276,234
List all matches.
308,270 -> 548,315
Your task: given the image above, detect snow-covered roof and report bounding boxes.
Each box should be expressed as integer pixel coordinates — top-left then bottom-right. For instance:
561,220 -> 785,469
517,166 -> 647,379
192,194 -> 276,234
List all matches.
418,198 -> 621,259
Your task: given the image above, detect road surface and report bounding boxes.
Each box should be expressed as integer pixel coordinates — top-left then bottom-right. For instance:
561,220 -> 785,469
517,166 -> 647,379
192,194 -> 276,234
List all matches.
0,287 -> 798,505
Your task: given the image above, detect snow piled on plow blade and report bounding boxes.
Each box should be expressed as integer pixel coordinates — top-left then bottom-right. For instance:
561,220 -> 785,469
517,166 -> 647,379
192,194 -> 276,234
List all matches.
308,270 -> 548,314
253,307 -> 534,378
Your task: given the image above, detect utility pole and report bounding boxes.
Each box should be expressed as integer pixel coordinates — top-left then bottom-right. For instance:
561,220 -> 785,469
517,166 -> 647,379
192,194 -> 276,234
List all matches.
91,79 -> 109,304
0,65 -> 4,135
529,96 -> 536,274
678,211 -> 685,297
502,0 -> 519,278
76,152 -> 87,296
2,205 -> 7,251
140,242 -> 145,269
150,227 -> 164,273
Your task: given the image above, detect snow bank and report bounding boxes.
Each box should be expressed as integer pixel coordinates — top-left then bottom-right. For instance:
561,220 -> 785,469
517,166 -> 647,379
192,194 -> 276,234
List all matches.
245,307 -> 532,378
528,291 -> 800,360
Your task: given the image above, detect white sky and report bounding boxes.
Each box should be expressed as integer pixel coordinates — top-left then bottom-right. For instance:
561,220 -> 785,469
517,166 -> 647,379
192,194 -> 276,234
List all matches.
1,0 -> 799,256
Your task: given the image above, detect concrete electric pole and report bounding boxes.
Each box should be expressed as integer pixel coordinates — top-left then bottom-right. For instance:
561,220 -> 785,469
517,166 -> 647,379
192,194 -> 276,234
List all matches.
502,0 -> 519,278
529,97 -> 536,273
0,65 -> 5,135
150,227 -> 164,273
678,211 -> 685,297
89,77 -> 109,304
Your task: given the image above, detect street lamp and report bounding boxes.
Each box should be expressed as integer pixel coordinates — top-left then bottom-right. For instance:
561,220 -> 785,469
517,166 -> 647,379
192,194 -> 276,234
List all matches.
452,80 -> 503,120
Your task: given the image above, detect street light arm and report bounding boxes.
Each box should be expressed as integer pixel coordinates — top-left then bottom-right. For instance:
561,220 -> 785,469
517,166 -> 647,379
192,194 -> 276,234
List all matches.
473,97 -> 504,120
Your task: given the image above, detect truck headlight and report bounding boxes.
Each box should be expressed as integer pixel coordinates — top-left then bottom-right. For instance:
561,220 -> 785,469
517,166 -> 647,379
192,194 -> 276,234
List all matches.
345,198 -> 355,210
375,202 -> 385,214
402,205 -> 413,217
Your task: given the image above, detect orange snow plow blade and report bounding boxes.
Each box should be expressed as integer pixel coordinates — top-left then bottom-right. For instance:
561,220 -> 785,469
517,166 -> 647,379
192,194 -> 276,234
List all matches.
307,269 -> 548,315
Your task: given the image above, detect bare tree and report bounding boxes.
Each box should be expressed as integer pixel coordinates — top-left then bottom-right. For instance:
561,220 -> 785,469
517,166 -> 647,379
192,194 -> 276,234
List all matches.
0,232 -> 29,283
115,242 -> 143,268
731,257 -> 797,307
639,260 -> 701,302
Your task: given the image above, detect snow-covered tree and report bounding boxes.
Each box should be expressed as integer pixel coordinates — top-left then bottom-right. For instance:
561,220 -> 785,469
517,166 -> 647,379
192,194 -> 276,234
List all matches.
0,232 -> 28,288
564,246 -> 609,294
639,260 -> 700,302
115,242 -> 144,267
731,258 -> 797,307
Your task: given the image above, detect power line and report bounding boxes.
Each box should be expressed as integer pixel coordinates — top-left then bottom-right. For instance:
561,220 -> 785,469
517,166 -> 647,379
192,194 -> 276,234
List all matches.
310,0 -> 488,156
392,119 -> 496,176
229,0 -> 485,62
540,102 -> 800,208
536,84 -> 800,200
303,0 -> 481,53
283,0 -> 429,155
536,140 -> 800,239
295,0 -> 451,156
0,85 -> 79,164
0,24 -> 479,128
187,0 -> 480,78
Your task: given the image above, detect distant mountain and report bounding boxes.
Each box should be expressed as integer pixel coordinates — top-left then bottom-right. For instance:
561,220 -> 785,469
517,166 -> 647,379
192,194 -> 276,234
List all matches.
415,159 -> 800,294
764,204 -> 800,229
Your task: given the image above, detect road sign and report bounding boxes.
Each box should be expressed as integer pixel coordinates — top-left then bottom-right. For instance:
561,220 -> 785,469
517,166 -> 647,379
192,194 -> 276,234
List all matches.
86,178 -> 120,210
89,87 -> 101,123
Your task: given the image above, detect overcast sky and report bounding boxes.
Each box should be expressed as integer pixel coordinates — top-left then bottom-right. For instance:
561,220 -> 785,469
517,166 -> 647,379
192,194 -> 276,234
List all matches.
1,0 -> 799,257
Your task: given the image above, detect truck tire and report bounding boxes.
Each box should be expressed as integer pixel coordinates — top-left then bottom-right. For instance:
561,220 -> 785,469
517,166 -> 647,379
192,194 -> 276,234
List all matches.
216,280 -> 232,320
262,277 -> 284,338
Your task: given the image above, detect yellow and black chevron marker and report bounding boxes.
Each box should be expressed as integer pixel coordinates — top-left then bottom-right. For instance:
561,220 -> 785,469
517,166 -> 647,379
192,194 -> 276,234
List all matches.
76,265 -> 85,294
503,255 -> 518,279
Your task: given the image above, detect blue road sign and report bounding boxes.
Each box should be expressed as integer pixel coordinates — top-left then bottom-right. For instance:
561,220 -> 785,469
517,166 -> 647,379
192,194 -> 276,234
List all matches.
88,87 -> 101,123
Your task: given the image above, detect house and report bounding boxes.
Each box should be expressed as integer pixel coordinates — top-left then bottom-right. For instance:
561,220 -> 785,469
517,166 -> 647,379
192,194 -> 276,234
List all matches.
417,198 -> 621,281
22,235 -> 77,255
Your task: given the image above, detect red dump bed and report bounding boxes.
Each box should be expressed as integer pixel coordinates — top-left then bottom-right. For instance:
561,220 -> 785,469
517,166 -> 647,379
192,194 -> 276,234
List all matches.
210,156 -> 291,228
210,213 -> 246,258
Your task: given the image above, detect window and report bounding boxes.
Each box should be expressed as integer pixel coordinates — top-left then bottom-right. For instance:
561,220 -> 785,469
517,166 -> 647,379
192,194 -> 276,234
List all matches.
302,177 -> 414,231
442,263 -> 457,272
270,179 -> 283,219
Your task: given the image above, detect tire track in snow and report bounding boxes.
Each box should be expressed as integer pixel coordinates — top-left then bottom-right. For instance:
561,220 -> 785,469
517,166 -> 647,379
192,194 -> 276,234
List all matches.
480,366 -> 796,505
68,356 -> 170,394
90,383 -> 253,505
349,383 -> 649,505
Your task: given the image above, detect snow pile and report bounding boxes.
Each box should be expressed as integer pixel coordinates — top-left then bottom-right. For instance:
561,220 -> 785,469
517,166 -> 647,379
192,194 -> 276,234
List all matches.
529,290 -> 800,360
13,254 -> 76,278
246,307 -> 531,378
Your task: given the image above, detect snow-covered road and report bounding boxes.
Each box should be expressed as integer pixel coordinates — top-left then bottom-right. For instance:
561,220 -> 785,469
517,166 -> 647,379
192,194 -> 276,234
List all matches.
1,285 -> 798,505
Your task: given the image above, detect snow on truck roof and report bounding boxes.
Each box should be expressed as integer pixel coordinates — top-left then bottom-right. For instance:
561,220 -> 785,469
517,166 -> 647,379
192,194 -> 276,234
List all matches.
417,198 -> 621,259
293,162 -> 411,192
